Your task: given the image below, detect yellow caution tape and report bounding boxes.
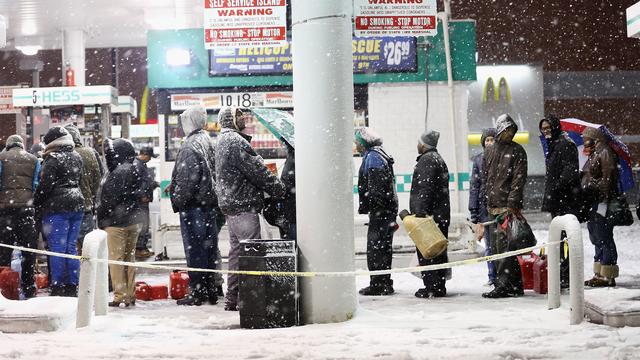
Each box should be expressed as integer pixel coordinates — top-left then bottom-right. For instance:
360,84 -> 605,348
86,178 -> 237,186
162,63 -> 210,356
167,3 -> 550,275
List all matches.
0,240 -> 565,278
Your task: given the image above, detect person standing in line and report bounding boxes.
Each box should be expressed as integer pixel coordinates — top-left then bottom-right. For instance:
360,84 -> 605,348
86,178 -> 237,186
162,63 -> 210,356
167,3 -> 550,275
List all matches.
410,130 -> 450,298
469,128 -> 496,287
355,127 -> 398,296
64,125 -> 102,255
34,127 -> 84,297
539,115 -> 580,288
0,135 -> 41,299
215,106 -> 285,311
280,141 -> 297,240
481,114 -> 528,299
170,105 -> 220,306
134,147 -> 160,259
97,138 -> 144,307
581,127 -> 619,287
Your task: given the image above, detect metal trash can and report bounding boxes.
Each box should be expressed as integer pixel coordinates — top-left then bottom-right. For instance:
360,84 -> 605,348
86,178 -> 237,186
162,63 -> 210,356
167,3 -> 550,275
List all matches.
239,239 -> 297,329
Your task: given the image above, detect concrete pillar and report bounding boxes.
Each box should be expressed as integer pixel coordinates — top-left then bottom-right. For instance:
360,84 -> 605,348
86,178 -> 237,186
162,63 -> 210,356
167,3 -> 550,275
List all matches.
62,29 -> 85,86
292,0 -> 357,324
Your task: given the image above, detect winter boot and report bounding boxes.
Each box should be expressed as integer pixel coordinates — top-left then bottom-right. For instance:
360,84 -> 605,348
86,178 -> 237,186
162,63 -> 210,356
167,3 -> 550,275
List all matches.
49,285 -> 65,297
415,287 -> 446,298
482,286 -> 523,299
63,285 -> 78,297
359,285 -> 394,296
177,294 -> 204,306
215,285 -> 224,298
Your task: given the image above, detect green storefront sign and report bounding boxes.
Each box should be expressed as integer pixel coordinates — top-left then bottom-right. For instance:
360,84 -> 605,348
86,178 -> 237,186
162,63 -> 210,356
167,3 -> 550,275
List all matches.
147,20 -> 476,89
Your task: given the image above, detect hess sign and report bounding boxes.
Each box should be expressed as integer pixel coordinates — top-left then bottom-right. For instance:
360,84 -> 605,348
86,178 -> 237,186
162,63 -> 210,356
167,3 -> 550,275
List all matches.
12,86 -> 118,107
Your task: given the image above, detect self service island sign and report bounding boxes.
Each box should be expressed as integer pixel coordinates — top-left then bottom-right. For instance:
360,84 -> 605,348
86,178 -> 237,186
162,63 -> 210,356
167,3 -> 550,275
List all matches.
204,0 -> 287,48
354,0 -> 438,37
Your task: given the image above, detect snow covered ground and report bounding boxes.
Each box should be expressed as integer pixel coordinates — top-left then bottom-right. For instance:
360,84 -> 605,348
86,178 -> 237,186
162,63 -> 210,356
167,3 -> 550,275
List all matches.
1,220 -> 640,359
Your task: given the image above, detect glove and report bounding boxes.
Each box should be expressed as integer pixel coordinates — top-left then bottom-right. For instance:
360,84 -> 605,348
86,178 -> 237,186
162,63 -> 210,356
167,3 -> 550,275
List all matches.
596,202 -> 607,217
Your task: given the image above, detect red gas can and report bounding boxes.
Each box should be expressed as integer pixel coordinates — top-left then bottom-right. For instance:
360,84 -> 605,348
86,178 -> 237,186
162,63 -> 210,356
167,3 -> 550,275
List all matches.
533,254 -> 548,294
135,282 -> 152,301
517,253 -> 538,290
0,268 -> 20,300
150,285 -> 168,300
170,270 -> 189,300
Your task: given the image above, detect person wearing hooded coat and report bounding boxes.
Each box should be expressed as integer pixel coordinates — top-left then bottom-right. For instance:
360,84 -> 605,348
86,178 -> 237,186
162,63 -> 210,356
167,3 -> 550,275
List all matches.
410,130 -> 450,298
169,105 -> 220,306
97,138 -> 144,307
481,114 -> 528,298
64,125 -> 103,254
33,126 -> 84,297
539,114 -> 580,288
215,106 -> 286,311
0,135 -> 41,298
355,127 -> 399,296
469,128 -> 496,286
581,127 -> 619,287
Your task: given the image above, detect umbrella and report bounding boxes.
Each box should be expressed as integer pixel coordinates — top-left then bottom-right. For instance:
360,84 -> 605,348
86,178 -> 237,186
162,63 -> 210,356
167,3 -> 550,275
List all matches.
539,118 -> 634,193
251,108 -> 295,148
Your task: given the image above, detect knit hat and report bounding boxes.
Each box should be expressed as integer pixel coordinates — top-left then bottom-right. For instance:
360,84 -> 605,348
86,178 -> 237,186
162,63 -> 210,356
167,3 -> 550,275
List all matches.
480,128 -> 497,148
419,130 -> 440,148
5,135 -> 24,150
30,143 -> 44,157
496,114 -> 518,136
218,106 -> 247,130
582,127 -> 602,141
354,127 -> 383,149
43,126 -> 70,145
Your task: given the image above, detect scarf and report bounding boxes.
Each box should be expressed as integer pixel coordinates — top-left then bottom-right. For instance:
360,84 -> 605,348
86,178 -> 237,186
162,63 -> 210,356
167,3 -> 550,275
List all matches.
43,134 -> 75,158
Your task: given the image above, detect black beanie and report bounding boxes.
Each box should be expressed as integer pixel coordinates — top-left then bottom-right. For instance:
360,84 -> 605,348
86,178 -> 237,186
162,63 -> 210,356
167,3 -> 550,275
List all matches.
43,126 -> 70,145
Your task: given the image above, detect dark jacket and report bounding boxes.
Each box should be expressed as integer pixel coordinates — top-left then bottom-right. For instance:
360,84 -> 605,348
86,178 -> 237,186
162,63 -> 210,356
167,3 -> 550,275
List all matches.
135,158 -> 158,203
0,146 -> 40,209
409,148 -> 450,232
34,144 -> 84,217
97,139 -> 143,229
358,146 -> 398,216
170,129 -> 218,213
540,117 -> 581,216
469,152 -> 487,223
483,140 -> 528,211
215,128 -> 285,215
581,142 -> 618,203
280,145 -> 296,224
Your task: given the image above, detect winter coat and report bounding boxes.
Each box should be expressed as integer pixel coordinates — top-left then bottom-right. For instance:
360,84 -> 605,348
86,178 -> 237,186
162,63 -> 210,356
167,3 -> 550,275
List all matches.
97,139 -> 143,229
74,145 -> 102,212
170,129 -> 218,213
358,146 -> 398,216
280,147 -> 296,224
33,139 -> 84,217
482,140 -> 528,211
409,148 -> 450,232
215,128 -> 285,215
0,146 -> 40,209
581,142 -> 618,203
135,158 -> 157,203
540,118 -> 581,216
468,152 -> 487,223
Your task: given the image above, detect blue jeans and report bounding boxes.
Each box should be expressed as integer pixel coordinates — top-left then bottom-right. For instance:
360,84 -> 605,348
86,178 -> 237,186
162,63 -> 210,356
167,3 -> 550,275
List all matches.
587,210 -> 617,266
179,207 -> 219,299
483,225 -> 496,283
42,212 -> 83,287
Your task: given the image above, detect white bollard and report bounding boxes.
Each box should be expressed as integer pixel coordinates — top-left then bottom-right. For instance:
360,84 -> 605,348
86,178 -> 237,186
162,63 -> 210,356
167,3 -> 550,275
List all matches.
546,214 -> 584,325
76,229 -> 109,328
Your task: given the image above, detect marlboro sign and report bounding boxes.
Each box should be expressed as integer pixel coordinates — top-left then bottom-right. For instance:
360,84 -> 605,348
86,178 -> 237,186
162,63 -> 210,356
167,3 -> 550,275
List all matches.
354,0 -> 438,37
203,0 -> 287,48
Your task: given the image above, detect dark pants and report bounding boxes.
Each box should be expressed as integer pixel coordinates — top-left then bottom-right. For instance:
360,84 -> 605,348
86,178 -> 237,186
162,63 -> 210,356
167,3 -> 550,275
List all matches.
225,212 -> 261,307
76,211 -> 95,255
367,212 -> 395,287
0,208 -> 37,297
136,205 -> 150,250
489,214 -> 523,292
482,222 -> 496,283
587,210 -> 617,266
179,207 -> 219,299
42,212 -> 83,287
550,212 -> 570,287
417,223 -> 449,294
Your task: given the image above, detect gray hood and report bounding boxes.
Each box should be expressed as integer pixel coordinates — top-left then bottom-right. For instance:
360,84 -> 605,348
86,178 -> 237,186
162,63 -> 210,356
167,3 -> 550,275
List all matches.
180,105 -> 207,136
496,114 -> 518,136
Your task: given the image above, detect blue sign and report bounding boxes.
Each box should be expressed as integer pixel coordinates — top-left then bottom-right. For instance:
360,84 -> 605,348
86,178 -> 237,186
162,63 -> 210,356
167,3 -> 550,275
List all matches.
209,37 -> 417,76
